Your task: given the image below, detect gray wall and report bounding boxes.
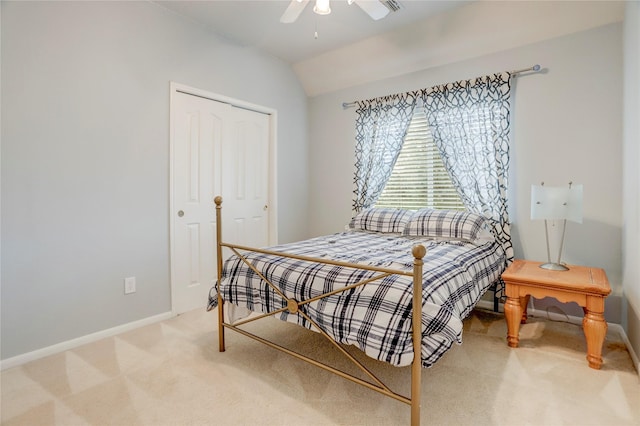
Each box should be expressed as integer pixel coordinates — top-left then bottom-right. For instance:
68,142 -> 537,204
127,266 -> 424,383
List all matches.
308,23 -> 624,323
1,1 -> 309,359
623,1 -> 640,367
2,0 -> 635,364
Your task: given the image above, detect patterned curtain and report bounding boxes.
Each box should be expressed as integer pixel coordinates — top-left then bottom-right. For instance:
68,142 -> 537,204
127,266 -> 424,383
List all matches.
352,94 -> 417,211
420,72 -> 514,276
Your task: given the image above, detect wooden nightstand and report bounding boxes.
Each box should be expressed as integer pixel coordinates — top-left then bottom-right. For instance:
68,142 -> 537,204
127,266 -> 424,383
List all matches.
501,259 -> 611,369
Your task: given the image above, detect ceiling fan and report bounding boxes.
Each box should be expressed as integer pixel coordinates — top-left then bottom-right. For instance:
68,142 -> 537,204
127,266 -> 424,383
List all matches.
280,0 -> 400,23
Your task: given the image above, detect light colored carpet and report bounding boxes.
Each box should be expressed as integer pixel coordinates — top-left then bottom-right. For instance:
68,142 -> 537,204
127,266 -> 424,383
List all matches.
1,307 -> 638,426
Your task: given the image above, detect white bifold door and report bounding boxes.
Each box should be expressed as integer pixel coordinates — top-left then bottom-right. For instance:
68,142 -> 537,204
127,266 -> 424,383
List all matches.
171,88 -> 272,314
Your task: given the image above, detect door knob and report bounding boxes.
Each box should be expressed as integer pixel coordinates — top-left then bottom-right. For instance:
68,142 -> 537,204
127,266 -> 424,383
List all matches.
177,210 -> 184,217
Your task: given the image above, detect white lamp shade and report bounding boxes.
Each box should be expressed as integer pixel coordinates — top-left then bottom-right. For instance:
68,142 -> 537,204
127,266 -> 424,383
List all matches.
531,184 -> 583,223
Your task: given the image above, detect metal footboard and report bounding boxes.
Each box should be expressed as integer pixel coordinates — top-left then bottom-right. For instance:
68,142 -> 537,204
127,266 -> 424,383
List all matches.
214,196 -> 425,426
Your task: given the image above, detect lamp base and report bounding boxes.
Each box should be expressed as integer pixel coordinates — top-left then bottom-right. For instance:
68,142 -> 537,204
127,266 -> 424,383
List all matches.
539,262 -> 569,271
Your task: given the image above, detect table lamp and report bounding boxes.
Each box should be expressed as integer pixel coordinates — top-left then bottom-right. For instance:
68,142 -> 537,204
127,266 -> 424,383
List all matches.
530,182 -> 583,271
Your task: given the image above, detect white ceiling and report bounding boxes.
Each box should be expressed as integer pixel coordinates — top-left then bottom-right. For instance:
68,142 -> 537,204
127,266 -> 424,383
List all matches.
154,0 -> 471,64
153,1 -> 625,96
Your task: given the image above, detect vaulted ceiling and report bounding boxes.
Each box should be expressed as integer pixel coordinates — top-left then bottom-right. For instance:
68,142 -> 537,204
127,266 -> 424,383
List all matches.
154,1 -> 470,63
154,1 -> 625,96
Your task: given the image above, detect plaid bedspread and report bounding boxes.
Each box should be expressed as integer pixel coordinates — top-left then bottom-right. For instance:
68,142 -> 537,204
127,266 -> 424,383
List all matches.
208,231 -> 505,368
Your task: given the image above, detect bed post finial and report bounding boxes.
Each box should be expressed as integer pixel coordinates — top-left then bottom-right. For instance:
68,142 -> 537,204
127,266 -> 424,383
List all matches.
215,196 -> 223,206
412,244 -> 426,260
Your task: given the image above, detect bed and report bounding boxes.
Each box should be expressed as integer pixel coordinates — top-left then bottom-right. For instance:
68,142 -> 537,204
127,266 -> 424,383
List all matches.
208,197 -> 506,425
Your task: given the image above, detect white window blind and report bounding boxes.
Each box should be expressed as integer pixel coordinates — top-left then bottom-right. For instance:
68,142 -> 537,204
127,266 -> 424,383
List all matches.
375,109 -> 465,211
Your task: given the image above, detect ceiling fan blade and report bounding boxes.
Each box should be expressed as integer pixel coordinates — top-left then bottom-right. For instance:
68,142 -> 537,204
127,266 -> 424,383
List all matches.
280,0 -> 310,23
353,0 -> 390,20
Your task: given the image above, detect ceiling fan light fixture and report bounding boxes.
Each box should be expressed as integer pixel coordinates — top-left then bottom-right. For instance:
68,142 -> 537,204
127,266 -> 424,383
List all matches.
313,0 -> 331,15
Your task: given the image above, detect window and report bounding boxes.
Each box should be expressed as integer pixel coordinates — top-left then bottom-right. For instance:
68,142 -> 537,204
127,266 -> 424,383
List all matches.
375,109 -> 465,211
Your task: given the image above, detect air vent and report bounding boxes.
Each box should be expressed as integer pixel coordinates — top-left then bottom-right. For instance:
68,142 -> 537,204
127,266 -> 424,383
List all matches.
381,0 -> 401,12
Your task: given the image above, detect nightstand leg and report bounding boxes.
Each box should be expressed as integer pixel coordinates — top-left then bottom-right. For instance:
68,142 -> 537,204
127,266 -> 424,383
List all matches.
583,309 -> 607,369
505,295 -> 523,348
520,295 -> 530,324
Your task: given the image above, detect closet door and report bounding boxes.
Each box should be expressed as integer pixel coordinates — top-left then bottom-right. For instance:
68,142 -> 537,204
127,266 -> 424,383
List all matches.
221,106 -> 271,249
170,89 -> 272,314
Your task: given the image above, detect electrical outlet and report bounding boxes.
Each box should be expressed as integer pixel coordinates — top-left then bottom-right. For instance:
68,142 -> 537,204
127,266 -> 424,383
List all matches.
124,277 -> 136,294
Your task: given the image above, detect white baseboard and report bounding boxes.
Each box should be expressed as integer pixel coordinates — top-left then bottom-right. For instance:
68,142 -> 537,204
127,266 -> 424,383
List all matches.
609,322 -> 640,376
0,311 -> 175,371
474,300 -> 640,377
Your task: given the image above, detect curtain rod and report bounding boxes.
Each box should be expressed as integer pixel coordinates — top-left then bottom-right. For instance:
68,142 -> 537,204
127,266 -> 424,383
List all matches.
341,64 -> 542,109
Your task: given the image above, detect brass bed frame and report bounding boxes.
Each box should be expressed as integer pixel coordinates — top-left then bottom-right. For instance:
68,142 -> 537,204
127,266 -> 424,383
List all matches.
214,196 -> 427,426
